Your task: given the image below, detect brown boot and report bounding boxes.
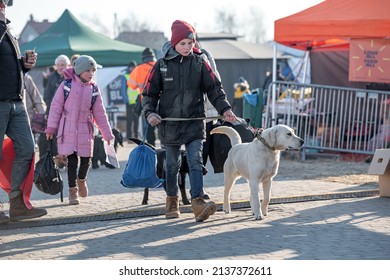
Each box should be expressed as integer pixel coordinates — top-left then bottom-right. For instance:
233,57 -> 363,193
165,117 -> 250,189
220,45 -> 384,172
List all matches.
77,178 -> 88,198
9,194 -> 47,222
191,197 -> 216,222
165,196 -> 180,219
0,211 -> 10,224
69,187 -> 80,205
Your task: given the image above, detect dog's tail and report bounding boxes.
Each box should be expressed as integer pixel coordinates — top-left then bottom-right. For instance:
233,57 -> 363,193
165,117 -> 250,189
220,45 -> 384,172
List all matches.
210,126 -> 242,146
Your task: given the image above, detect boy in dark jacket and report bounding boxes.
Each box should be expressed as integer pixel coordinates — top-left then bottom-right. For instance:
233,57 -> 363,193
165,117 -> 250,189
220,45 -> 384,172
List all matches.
142,19 -> 236,222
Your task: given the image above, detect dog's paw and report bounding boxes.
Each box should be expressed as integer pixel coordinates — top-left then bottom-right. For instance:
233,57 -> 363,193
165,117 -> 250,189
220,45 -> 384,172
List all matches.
254,213 -> 265,220
104,162 -> 116,169
182,199 -> 191,205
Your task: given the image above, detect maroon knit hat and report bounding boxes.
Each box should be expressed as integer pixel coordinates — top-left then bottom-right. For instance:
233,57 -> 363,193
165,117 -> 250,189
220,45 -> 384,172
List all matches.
170,20 -> 196,47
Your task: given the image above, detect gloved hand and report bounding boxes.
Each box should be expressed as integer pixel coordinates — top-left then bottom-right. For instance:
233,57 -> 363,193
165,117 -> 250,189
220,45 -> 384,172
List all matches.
147,113 -> 162,127
223,109 -> 237,123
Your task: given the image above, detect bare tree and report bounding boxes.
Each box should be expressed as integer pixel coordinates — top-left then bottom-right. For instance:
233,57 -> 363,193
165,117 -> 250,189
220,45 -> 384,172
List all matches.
245,8 -> 265,44
119,14 -> 156,33
81,14 -> 112,37
214,6 -> 265,43
215,9 -> 237,34
81,12 -> 157,38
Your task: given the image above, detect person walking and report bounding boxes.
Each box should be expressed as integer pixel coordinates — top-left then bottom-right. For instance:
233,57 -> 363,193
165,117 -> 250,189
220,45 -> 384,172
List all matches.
127,48 -> 157,146
38,54 -> 71,161
121,61 -> 139,139
0,0 -> 47,223
24,74 -> 47,152
24,74 -> 46,121
142,19 -> 236,222
45,55 -> 114,205
232,76 -> 251,118
24,74 -> 47,130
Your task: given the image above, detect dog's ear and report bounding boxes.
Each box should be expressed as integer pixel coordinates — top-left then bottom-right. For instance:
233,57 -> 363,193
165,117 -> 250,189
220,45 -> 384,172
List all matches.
262,128 -> 277,147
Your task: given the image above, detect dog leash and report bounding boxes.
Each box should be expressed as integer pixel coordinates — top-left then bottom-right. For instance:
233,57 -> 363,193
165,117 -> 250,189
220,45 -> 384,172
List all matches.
160,116 -> 224,121
161,116 -> 248,125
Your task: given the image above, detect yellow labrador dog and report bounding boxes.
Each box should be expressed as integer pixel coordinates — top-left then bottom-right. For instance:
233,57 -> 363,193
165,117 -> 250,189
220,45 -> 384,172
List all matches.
210,124 -> 304,220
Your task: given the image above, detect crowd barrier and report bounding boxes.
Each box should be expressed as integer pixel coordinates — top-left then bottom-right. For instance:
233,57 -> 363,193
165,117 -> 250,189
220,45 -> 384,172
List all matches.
263,81 -> 390,159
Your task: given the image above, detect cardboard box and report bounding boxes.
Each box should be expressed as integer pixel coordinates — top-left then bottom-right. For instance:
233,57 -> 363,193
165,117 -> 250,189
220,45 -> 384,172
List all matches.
367,149 -> 390,197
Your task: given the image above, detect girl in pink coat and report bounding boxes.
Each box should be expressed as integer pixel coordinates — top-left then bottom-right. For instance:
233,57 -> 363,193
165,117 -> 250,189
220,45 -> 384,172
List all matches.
45,55 -> 114,205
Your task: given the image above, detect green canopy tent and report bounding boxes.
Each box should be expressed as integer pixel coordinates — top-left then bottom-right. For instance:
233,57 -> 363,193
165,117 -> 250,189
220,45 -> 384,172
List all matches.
20,9 -> 146,67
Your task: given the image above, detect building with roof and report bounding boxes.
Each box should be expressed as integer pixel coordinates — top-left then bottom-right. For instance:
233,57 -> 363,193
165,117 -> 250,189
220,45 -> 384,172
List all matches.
18,15 -> 53,45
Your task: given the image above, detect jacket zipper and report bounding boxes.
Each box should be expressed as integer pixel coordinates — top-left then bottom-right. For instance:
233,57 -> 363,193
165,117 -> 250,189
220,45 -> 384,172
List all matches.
179,56 -> 184,121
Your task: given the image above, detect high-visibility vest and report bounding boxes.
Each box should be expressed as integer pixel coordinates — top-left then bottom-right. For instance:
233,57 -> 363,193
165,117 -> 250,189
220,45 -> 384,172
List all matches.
124,74 -> 139,105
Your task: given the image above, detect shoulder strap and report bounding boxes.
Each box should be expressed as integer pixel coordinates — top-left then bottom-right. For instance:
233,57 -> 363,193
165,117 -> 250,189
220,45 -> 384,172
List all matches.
91,84 -> 98,107
63,79 -> 72,102
195,54 -> 203,72
63,79 -> 98,108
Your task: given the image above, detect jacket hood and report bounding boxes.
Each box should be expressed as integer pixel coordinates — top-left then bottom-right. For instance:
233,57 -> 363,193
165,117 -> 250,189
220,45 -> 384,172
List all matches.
161,41 -> 202,60
63,67 -> 76,80
161,41 -> 179,60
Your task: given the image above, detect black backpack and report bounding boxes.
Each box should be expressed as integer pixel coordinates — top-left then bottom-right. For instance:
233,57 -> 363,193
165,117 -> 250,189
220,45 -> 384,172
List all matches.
34,141 -> 64,202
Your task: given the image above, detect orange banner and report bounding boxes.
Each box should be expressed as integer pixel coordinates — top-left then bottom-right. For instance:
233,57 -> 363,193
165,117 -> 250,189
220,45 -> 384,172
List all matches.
349,39 -> 390,83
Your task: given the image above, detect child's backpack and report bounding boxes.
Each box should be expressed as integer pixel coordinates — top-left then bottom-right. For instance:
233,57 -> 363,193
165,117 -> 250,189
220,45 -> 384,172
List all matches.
120,125 -> 163,189
63,79 -> 98,108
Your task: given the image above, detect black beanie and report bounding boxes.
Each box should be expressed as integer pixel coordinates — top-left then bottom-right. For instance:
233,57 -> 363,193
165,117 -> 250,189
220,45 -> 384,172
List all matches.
142,48 -> 156,63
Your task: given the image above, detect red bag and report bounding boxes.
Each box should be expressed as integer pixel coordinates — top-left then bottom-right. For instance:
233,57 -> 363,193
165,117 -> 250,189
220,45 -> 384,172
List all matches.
0,138 -> 34,209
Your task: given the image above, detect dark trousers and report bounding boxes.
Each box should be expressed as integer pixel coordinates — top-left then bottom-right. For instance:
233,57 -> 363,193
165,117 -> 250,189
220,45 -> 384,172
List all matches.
126,104 -> 139,138
67,152 -> 91,188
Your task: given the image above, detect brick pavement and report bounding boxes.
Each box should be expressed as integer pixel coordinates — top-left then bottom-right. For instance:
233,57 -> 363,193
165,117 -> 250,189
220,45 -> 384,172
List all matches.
0,142 -> 389,260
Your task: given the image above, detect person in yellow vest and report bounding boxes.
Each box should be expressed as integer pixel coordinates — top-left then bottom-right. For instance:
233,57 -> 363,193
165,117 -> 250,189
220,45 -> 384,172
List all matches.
121,61 -> 138,138
232,76 -> 251,118
127,48 -> 157,146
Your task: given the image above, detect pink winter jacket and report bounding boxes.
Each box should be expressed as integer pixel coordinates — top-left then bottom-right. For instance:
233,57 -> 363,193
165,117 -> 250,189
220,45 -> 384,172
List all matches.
45,68 -> 114,157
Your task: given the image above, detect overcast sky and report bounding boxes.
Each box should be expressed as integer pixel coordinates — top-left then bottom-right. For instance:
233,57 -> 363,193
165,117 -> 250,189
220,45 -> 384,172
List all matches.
6,0 -> 323,41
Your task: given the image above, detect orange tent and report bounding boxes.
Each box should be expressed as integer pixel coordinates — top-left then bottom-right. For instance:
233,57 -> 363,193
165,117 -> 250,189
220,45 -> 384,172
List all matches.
274,0 -> 390,51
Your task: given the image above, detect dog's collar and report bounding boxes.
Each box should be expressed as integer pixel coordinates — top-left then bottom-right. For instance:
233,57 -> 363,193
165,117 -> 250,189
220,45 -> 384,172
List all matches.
258,136 -> 276,151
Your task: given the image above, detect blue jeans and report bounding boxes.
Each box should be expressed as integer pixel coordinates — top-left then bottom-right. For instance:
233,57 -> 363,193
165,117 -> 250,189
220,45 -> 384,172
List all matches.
165,139 -> 204,199
0,101 -> 35,199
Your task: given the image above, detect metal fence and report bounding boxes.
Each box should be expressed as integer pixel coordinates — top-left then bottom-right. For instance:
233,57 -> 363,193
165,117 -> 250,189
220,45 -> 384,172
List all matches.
263,81 -> 390,158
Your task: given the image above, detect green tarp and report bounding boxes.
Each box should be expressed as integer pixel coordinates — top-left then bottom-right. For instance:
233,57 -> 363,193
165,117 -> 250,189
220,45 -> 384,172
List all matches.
20,9 -> 146,67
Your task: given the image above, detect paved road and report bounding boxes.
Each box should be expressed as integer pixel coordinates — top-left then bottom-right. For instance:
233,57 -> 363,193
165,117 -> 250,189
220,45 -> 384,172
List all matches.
1,142 -> 389,262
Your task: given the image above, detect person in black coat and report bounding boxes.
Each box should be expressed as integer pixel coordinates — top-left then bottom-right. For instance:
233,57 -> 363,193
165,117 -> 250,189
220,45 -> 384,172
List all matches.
142,19 -> 237,222
0,0 -> 47,223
